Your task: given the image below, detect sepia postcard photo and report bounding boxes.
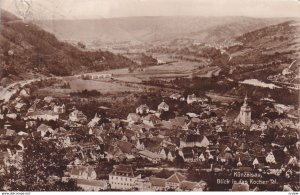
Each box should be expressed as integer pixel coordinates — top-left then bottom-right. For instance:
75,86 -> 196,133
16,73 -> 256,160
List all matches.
0,0 -> 299,193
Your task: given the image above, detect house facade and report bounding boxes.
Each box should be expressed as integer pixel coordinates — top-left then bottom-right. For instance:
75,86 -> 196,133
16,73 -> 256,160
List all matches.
109,164 -> 141,190
180,135 -> 209,148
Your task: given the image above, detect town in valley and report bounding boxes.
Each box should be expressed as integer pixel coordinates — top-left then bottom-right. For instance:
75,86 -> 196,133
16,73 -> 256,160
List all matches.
0,0 -> 300,192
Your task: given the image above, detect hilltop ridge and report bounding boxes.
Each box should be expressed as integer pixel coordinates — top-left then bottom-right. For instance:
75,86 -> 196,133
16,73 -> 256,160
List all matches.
0,9 -> 136,85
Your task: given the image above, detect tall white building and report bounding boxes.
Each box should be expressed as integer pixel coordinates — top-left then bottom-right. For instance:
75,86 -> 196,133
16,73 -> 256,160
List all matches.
239,94 -> 251,126
109,164 -> 140,190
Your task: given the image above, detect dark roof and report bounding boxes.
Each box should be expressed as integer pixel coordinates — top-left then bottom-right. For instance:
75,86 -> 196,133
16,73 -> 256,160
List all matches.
183,134 -> 204,143
272,137 -> 286,146
182,147 -> 194,155
0,151 -> 9,160
143,114 -> 161,124
123,129 -> 136,138
256,156 -> 267,164
110,164 -> 134,178
116,141 -> 135,153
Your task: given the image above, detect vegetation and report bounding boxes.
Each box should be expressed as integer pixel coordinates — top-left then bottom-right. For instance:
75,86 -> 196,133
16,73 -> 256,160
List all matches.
70,90 -> 102,98
0,10 -> 136,82
0,138 -> 81,191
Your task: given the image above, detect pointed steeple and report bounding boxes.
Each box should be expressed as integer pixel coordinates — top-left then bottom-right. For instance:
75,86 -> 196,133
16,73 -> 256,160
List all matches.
243,92 -> 248,106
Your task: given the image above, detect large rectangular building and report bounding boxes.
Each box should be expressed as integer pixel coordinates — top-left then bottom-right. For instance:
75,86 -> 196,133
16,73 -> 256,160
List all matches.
109,164 -> 140,190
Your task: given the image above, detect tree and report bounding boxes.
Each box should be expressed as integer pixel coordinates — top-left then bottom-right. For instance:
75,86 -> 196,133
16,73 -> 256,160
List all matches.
77,42 -> 86,49
140,53 -> 158,67
49,180 -> 82,191
15,139 -> 70,191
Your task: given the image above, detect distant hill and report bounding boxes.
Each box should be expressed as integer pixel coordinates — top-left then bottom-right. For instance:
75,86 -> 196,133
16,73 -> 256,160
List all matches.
34,16 -> 287,45
227,20 -> 299,66
0,10 -> 136,84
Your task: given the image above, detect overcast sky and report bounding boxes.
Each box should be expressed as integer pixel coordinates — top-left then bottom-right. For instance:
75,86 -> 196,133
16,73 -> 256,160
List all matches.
1,0 -> 300,20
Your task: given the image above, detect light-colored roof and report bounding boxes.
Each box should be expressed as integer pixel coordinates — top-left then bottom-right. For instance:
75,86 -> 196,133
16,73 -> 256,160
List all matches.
37,124 -> 53,132
166,172 -> 186,184
27,110 -> 58,116
70,166 -> 95,177
158,102 -> 169,108
127,113 -> 141,121
149,176 -> 166,187
139,150 -> 163,159
180,181 -> 203,191
77,179 -> 107,187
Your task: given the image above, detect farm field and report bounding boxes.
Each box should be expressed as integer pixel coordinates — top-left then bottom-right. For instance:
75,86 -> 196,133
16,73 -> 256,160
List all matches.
76,58 -> 210,83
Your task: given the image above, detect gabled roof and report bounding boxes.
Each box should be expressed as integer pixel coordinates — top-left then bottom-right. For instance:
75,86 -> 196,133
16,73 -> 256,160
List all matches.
123,129 -> 136,138
127,113 -> 141,122
110,164 -> 135,178
158,102 -> 169,108
105,144 -> 123,156
137,104 -> 150,110
12,136 -> 24,145
255,156 -> 267,164
70,166 -> 95,177
149,176 -> 166,187
116,141 -> 135,154
143,114 -> 161,123
37,124 -> 53,132
130,124 -> 144,132
170,93 -> 182,99
139,150 -> 163,159
160,120 -> 173,129
238,143 -> 248,151
31,131 -> 42,138
166,172 -> 186,184
187,94 -> 197,99
169,117 -> 188,127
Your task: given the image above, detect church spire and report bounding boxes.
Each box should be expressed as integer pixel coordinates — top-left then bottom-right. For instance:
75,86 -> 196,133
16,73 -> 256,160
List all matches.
239,91 -> 251,127
243,92 -> 248,106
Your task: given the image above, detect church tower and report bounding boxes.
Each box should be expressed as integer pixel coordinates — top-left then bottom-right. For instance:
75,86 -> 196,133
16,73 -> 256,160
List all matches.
239,94 -> 251,126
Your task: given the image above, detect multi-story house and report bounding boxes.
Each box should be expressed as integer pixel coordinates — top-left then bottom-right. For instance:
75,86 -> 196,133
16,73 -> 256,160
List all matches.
109,164 -> 141,190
